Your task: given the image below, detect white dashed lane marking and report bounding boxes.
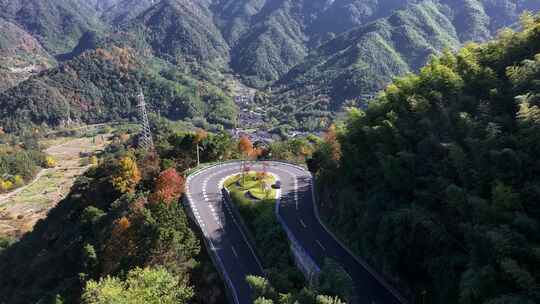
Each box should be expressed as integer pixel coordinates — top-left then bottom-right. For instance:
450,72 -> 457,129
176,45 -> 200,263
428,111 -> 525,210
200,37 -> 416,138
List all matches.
316,239 -> 326,251
295,177 -> 299,210
300,219 -> 307,228
231,246 -> 238,258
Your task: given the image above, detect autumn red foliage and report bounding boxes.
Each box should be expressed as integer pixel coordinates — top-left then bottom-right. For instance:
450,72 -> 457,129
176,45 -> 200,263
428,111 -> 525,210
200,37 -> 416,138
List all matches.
149,168 -> 185,205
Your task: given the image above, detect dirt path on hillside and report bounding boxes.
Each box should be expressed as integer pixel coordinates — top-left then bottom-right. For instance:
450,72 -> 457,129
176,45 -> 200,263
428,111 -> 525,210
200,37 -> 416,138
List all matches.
0,169 -> 50,205
0,135 -> 111,238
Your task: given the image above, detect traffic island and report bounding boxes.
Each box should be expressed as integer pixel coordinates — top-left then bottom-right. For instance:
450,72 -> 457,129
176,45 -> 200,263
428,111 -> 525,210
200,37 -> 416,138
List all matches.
224,172 -> 276,203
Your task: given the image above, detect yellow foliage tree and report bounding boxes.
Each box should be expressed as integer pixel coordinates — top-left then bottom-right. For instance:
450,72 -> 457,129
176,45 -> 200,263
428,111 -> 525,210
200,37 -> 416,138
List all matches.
194,128 -> 208,144
0,179 -> 13,192
44,156 -> 57,168
324,124 -> 342,163
13,175 -> 24,188
89,156 -> 99,166
112,157 -> 142,193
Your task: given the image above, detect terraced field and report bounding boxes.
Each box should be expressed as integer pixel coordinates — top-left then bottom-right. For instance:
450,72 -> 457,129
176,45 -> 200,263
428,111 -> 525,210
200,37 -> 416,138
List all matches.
0,134 -> 111,237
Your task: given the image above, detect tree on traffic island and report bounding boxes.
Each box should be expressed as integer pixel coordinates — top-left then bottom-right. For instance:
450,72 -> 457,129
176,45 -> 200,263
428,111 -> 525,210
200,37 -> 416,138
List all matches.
239,136 -> 254,183
44,156 -> 57,168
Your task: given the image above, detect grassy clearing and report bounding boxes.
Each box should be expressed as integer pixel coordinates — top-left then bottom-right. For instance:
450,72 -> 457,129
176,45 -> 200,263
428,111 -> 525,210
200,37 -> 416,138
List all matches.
0,134 -> 112,238
224,172 -> 276,201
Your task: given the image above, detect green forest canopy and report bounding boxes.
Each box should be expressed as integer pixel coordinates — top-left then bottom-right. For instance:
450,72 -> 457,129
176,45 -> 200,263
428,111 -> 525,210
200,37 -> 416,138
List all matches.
311,13 -> 540,304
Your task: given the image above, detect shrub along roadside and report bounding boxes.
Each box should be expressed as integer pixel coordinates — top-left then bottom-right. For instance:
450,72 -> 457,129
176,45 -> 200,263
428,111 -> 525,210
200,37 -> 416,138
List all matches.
225,172 -> 348,303
225,176 -> 305,293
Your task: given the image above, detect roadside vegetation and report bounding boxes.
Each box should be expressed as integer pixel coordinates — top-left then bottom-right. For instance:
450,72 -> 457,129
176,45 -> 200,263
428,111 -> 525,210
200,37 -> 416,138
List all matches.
0,125 -> 227,304
225,168 -> 304,292
310,14 -> 540,304
0,118 -> 325,304
225,137 -> 348,303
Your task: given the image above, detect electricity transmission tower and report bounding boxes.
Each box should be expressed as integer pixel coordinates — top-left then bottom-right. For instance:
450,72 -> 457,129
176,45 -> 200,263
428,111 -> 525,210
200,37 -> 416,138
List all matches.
136,90 -> 154,151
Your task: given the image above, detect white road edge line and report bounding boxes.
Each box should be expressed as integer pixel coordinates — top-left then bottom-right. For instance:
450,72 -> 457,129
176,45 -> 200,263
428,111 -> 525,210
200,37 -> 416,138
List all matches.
186,164 -> 242,304
187,161 -> 406,304
219,172 -> 267,275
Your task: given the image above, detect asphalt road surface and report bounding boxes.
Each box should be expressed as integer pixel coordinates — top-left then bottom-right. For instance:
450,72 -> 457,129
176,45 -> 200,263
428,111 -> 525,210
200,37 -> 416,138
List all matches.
186,161 -> 404,304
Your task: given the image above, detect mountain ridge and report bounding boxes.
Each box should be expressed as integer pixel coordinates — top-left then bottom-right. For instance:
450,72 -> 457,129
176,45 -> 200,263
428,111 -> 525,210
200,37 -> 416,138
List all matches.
0,17 -> 55,91
276,0 -> 540,112
0,0 -> 539,133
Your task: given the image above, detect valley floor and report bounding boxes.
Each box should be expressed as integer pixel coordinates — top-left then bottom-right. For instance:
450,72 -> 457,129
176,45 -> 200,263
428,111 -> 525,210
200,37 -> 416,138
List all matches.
0,134 -> 111,238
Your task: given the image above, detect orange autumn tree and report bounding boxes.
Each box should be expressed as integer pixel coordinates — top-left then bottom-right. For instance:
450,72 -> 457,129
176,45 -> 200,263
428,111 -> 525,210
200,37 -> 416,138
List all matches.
149,168 -> 185,205
103,216 -> 136,274
238,135 -> 254,183
324,124 -> 342,163
238,135 -> 254,157
112,156 -> 142,193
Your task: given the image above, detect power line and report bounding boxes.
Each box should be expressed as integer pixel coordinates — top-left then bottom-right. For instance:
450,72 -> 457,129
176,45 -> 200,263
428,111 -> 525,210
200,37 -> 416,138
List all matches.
136,89 -> 154,151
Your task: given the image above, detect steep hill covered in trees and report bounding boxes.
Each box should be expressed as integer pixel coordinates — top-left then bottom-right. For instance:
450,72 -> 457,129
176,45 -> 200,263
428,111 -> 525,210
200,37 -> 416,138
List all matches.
278,0 -> 540,110
213,0 -> 417,87
124,0 -> 230,68
1,0 -> 539,133
0,18 -> 55,91
0,0 -> 106,55
0,130 -> 226,304
0,47 -> 237,133
310,14 -> 540,304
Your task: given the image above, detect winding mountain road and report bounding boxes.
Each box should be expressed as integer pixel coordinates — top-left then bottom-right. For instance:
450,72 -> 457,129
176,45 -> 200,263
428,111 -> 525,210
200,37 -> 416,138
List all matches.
185,161 -> 405,304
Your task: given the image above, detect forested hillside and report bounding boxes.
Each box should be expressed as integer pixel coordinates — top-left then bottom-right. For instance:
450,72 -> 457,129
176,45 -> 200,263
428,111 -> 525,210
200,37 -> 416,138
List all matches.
310,14 -> 540,303
124,0 -> 230,68
0,0 -> 538,133
0,128 -> 227,304
0,47 -> 237,133
0,18 -> 55,91
92,0 -> 156,25
0,0 -> 106,55
215,0 -> 418,87
279,0 -> 540,111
